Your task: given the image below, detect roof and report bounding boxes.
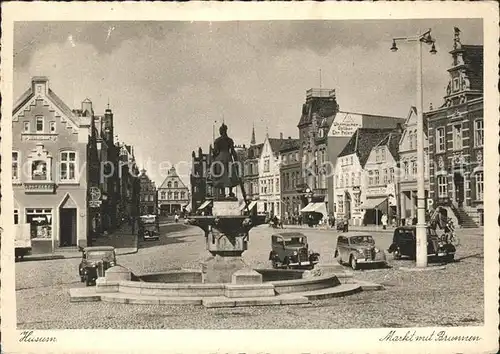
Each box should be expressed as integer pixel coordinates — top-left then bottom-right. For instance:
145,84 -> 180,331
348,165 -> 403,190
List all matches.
13,79 -> 83,129
338,128 -> 395,167
278,138 -> 300,152
83,246 -> 115,252
272,232 -> 306,238
297,91 -> 338,127
374,128 -> 403,161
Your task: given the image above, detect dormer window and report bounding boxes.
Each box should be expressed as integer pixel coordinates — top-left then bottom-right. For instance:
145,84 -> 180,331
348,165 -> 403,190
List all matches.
36,116 -> 44,132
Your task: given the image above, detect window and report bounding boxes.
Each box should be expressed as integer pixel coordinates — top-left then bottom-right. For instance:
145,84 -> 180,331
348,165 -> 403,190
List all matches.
438,175 -> 448,198
14,210 -> 19,224
275,179 -> 279,193
389,168 -> 394,183
474,119 -> 484,147
338,198 -> 344,213
167,181 -> 172,188
264,159 -> 270,172
383,169 -> 388,184
452,124 -> 462,150
412,160 -> 418,177
23,122 -> 30,132
404,161 -> 409,179
475,172 -> 483,201
181,192 -> 186,199
353,193 -> 360,207
174,181 -> 178,188
453,78 -> 460,91
340,174 -> 344,188
374,170 -> 379,185
368,171 -> 373,186
161,191 -> 166,199
31,160 -> 48,180
26,208 -> 52,239
436,128 -> 445,152
12,152 -> 19,181
36,116 -> 44,132
167,192 -> 172,199
174,192 -> 179,200
60,151 -> 76,181
357,172 -> 361,186
409,132 -> 413,149
375,149 -> 380,162
350,156 -> 353,165
351,172 -> 355,186
49,122 -> 56,133
344,173 -> 349,187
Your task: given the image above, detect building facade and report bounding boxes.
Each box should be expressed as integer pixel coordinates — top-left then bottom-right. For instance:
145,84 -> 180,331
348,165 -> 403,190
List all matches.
158,166 -> 190,215
279,138 -> 301,220
398,107 -> 430,223
362,127 -> 402,225
426,28 -> 483,226
243,128 -> 263,203
12,77 -> 91,253
258,135 -> 285,216
139,169 -> 157,215
334,128 -> 395,226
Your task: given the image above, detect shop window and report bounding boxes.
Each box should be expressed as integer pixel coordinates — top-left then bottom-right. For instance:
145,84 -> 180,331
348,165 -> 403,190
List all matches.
475,172 -> 483,201
437,176 -> 448,198
26,208 -> 52,239
474,119 -> 484,147
31,160 -> 48,180
436,128 -> 445,153
60,151 -> 77,181
12,151 -> 20,181
452,124 -> 462,151
36,116 -> 44,132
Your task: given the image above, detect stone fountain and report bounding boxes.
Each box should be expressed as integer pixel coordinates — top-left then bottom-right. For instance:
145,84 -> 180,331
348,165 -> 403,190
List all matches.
186,123 -> 266,284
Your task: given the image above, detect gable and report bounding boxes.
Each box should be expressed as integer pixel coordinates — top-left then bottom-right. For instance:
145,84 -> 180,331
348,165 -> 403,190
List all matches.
13,80 -> 81,133
158,168 -> 188,189
328,112 -> 363,137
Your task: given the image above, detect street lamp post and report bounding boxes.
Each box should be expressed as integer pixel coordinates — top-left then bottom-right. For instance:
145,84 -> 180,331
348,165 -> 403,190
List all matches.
391,29 -> 437,268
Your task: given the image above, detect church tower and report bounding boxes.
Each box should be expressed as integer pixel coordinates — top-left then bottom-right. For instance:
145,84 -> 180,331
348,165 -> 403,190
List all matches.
250,123 -> 256,145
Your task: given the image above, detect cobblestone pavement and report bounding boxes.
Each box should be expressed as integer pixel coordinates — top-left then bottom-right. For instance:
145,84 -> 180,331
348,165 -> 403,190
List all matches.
15,224 -> 484,329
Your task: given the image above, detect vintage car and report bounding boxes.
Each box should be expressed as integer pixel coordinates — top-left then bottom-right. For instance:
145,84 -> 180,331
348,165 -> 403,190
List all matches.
139,215 -> 160,241
334,232 -> 387,270
268,232 -> 320,269
78,246 -> 117,286
387,226 -> 456,262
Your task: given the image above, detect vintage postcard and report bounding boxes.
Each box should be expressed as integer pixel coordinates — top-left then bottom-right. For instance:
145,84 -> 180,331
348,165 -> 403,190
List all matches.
1,1 -> 498,353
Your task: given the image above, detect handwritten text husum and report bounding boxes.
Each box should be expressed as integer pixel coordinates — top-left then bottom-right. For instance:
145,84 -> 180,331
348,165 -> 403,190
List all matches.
19,331 -> 57,343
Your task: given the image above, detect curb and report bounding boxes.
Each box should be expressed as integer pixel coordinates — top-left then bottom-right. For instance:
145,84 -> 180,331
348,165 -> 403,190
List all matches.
398,265 -> 447,272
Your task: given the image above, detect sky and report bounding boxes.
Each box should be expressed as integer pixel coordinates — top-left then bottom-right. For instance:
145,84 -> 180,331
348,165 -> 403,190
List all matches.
14,19 -> 483,187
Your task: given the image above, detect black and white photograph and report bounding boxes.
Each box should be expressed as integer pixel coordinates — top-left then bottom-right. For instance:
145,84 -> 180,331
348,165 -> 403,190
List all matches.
1,2 -> 498,354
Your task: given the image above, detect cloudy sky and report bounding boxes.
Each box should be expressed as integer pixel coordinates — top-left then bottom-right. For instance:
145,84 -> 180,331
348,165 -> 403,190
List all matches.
14,19 -> 482,186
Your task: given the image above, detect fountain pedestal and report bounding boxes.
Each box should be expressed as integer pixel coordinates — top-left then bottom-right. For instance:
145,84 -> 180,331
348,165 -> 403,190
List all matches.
187,201 -> 266,284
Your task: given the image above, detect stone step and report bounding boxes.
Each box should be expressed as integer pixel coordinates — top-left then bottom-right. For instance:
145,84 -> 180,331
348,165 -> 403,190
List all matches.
294,283 -> 362,300
69,287 -> 101,302
100,293 -> 203,305
202,294 -> 309,308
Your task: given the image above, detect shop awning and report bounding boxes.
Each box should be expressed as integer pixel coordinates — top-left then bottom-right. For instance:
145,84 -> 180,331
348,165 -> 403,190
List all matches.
239,200 -> 258,211
359,197 -> 387,210
300,203 -> 315,213
310,202 -> 328,217
300,202 -> 327,216
197,200 -> 212,210
184,202 -> 192,212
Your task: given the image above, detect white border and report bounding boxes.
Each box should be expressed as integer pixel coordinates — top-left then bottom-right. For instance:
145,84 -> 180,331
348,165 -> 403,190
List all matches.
1,2 -> 499,354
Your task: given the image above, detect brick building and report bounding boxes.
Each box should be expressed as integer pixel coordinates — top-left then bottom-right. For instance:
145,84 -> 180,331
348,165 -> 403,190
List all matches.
279,137 -> 301,220
426,28 -> 483,226
139,169 -> 157,215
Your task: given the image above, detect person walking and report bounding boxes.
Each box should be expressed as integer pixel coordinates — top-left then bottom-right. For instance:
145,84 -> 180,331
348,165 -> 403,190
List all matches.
381,213 -> 388,230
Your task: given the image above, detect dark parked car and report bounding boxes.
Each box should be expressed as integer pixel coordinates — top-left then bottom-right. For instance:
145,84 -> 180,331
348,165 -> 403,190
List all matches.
387,226 -> 456,262
334,232 -> 387,270
78,246 -> 117,286
139,215 -> 160,241
269,232 -> 320,269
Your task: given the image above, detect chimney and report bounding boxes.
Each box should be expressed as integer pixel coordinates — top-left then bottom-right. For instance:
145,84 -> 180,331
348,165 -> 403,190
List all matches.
280,132 -> 283,139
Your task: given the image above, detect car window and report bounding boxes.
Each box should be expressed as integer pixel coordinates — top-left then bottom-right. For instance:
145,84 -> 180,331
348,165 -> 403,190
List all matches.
87,251 -> 115,261
284,237 -> 304,246
349,236 -> 374,245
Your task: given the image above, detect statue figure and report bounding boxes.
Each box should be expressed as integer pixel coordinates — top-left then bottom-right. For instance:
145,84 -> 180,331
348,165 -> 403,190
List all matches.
211,123 -> 240,199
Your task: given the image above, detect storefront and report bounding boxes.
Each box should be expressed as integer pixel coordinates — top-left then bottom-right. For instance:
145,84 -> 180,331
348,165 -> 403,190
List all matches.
26,208 -> 53,254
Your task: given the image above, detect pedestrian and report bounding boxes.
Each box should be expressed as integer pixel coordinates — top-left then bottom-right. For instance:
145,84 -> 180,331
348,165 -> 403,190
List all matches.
174,213 -> 179,223
381,213 -> 388,230
343,216 -> 349,233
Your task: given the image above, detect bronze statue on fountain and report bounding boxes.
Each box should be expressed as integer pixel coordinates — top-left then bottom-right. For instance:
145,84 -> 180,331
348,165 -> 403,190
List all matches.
186,123 -> 266,283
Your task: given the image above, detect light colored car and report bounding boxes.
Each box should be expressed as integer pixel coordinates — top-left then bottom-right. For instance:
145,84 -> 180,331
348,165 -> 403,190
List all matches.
334,232 -> 387,270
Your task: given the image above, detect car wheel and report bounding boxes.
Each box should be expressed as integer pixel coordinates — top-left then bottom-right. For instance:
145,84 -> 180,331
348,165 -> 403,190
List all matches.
393,249 -> 401,260
85,277 -> 92,287
350,256 -> 358,270
80,276 -> 84,283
